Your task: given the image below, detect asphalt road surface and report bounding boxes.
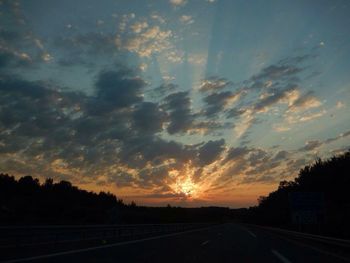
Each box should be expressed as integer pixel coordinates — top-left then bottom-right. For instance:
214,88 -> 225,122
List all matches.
7,223 -> 350,263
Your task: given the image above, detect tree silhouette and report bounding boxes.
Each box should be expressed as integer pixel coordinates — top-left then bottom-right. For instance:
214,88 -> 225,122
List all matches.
0,174 -> 231,225
243,150 -> 350,238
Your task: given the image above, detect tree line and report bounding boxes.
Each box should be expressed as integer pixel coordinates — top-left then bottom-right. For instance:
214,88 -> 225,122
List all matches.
234,150 -> 350,238
0,174 -> 230,225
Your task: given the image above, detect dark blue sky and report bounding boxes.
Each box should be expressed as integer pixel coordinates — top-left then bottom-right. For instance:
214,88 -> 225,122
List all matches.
0,0 -> 349,207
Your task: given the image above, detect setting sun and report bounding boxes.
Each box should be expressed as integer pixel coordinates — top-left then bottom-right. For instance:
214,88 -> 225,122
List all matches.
173,177 -> 198,198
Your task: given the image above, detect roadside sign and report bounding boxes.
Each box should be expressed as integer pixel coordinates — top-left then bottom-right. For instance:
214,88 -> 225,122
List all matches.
289,192 -> 325,225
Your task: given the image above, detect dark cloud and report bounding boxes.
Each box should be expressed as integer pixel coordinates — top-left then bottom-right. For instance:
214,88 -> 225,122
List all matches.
118,135 -> 196,170
149,83 -> 178,98
225,107 -> 246,118
224,146 -> 250,163
163,91 -> 195,134
202,91 -> 238,117
0,72 -> 208,189
0,76 -> 78,138
95,69 -> 145,107
251,64 -> 302,84
132,102 -> 167,134
197,139 -> 225,166
248,149 -> 268,166
0,2 -> 53,70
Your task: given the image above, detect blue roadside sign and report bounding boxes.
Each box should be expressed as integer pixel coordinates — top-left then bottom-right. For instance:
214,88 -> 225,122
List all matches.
288,192 -> 325,225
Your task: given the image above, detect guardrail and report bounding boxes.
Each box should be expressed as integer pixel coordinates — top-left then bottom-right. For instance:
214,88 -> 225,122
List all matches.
0,223 -> 212,249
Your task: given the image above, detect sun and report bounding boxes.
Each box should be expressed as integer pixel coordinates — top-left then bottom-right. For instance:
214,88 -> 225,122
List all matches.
174,177 -> 198,197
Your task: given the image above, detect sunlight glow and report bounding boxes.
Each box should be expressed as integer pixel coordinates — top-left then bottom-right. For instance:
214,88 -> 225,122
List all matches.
173,177 -> 198,197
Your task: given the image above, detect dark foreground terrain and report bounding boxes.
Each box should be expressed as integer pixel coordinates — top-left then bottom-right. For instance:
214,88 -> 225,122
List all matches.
3,223 -> 350,263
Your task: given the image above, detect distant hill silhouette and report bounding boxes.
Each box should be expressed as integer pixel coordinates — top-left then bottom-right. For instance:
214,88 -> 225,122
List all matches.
235,150 -> 350,238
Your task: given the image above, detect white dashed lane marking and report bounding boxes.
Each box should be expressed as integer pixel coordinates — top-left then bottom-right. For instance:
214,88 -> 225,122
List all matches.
271,249 -> 292,263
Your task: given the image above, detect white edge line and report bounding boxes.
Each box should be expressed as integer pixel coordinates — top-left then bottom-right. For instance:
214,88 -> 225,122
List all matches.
201,240 -> 210,246
3,225 -> 217,263
271,249 -> 292,263
273,233 -> 350,262
247,230 -> 256,238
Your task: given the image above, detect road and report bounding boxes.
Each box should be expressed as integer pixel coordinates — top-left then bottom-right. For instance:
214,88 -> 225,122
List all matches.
6,223 -> 350,263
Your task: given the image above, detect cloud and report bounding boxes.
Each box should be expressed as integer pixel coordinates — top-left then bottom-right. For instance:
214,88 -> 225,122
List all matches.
188,121 -> 233,135
253,85 -> 298,113
233,109 -> 255,138
251,64 -> 302,84
286,110 -> 326,124
0,5 -> 53,68
224,54 -> 323,138
336,101 -> 345,109
325,130 -> 350,144
299,140 -> 323,152
169,0 -> 187,7
202,91 -> 240,117
297,130 -> 350,152
273,150 -> 290,161
199,76 -> 232,92
287,91 -> 322,112
197,139 -> 225,165
179,15 -> 194,25
248,148 -> 268,166
130,21 -> 149,33
53,16 -> 174,63
224,146 -> 250,163
272,124 -> 291,132
0,72 -> 206,190
121,25 -> 173,58
163,91 -> 195,134
91,69 -> 145,114
149,83 -> 178,98
132,102 -> 167,134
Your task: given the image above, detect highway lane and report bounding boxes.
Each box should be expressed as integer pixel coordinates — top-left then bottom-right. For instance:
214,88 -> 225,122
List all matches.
7,223 -> 350,263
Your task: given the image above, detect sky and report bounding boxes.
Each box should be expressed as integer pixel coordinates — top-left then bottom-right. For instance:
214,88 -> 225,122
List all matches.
0,0 -> 349,207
